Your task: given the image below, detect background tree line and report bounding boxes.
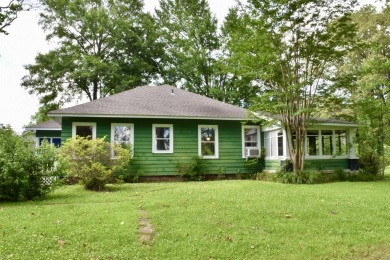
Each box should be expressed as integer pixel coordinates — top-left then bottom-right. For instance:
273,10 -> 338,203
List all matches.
5,0 -> 389,174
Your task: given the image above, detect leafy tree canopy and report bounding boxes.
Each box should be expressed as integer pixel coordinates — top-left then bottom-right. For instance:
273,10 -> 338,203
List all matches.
22,0 -> 163,112
0,0 -> 24,35
226,0 -> 358,172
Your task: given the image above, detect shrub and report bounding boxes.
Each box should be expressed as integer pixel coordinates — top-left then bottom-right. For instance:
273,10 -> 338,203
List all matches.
358,152 -> 380,175
275,170 -> 322,184
58,136 -> 131,191
0,127 -> 58,201
176,156 -> 206,181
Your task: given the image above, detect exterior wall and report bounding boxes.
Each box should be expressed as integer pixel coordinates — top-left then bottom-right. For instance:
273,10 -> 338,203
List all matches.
61,117 -> 262,176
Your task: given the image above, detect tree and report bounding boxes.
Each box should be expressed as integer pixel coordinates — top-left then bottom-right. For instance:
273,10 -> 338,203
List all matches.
227,0 -> 357,172
0,0 -> 23,35
339,4 -> 390,176
155,0 -> 219,97
22,0 -> 162,113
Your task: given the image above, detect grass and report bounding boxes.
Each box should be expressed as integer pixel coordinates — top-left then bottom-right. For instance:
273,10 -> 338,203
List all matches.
1,174 -> 390,259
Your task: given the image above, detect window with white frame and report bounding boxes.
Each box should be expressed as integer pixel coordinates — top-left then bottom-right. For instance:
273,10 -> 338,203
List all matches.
37,137 -> 61,147
242,126 -> 260,158
152,124 -> 173,153
111,123 -> 134,156
199,125 -> 218,159
306,129 -> 348,157
264,130 -> 284,158
72,122 -> 96,139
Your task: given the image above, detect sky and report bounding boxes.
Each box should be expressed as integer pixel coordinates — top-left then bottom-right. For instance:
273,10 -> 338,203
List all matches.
0,0 -> 382,133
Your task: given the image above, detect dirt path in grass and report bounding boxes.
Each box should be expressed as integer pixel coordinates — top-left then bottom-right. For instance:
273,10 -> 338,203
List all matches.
138,209 -> 154,245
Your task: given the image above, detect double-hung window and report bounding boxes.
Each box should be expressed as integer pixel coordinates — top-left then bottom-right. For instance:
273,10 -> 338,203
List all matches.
242,126 -> 260,158
199,125 -> 218,159
72,122 -> 96,139
152,124 -> 173,153
111,123 -> 134,157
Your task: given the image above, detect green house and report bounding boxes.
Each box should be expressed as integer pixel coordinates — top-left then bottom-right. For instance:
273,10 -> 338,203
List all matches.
26,85 -> 359,177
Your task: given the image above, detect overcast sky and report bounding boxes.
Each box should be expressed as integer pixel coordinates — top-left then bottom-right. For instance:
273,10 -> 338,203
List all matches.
0,0 -> 382,133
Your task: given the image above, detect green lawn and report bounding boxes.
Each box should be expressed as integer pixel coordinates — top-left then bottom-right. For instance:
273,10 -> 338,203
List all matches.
1,175 -> 390,259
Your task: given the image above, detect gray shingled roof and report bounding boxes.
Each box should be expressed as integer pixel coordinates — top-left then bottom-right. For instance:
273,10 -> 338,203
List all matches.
25,120 -> 61,130
49,85 -> 248,120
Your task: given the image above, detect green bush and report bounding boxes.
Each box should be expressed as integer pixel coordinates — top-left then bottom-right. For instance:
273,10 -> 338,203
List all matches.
275,170 -> 322,184
58,136 -> 131,191
358,152 -> 380,175
0,127 -> 58,201
176,156 -> 206,181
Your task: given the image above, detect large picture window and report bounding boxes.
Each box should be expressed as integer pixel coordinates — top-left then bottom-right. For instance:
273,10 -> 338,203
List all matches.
72,122 -> 96,140
264,130 -> 284,158
111,123 -> 134,156
242,126 -> 260,158
152,124 -> 173,153
199,125 -> 218,159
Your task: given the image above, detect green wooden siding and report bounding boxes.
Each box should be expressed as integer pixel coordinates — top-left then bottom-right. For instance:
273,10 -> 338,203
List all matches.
61,117 -> 260,176
305,159 -> 349,171
36,130 -> 61,137
264,158 -> 350,171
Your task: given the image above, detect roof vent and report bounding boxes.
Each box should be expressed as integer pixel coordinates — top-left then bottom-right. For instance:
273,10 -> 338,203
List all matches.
171,89 -> 175,95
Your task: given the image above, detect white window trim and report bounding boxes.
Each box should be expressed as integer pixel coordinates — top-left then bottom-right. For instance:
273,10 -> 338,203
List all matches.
198,125 -> 219,159
263,129 -> 285,160
242,125 -> 261,158
152,124 -> 173,154
72,122 -> 96,139
111,123 -> 134,157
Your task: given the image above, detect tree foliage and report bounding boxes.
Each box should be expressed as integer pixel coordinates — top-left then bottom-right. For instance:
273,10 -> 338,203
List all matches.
0,0 -> 24,35
339,4 -> 390,176
22,0 -> 163,111
155,0 -> 219,96
58,136 -> 131,191
226,0 -> 357,172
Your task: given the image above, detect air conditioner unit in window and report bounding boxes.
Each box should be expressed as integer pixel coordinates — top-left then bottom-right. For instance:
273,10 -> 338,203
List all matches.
245,148 -> 260,158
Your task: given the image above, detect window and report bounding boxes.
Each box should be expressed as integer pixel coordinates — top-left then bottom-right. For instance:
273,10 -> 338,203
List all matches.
152,124 -> 173,153
111,123 -> 134,156
242,126 -> 260,158
321,130 -> 333,156
72,122 -> 96,139
199,125 -> 218,159
307,130 -> 319,156
335,130 -> 347,156
306,129 -> 348,157
264,130 -> 284,158
37,137 -> 61,147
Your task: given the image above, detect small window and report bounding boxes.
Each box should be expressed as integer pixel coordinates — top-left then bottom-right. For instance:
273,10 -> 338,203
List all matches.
152,124 -> 173,153
37,137 -> 61,148
72,122 -> 96,140
242,126 -> 260,158
321,130 -> 333,156
111,123 -> 134,157
199,125 -> 218,159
